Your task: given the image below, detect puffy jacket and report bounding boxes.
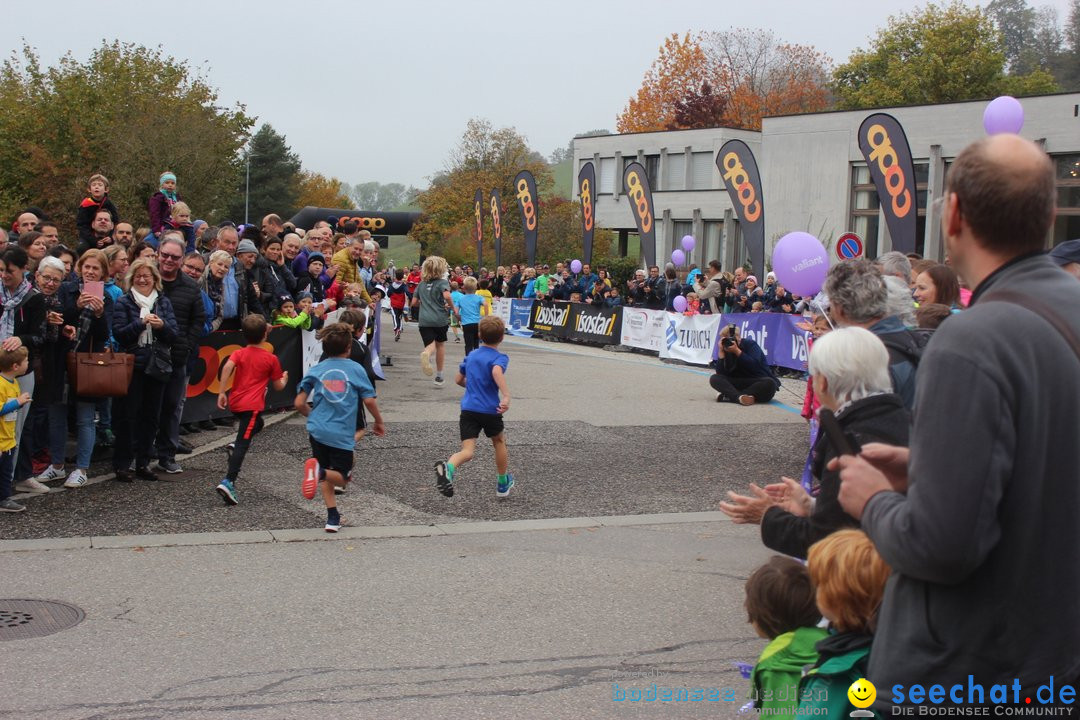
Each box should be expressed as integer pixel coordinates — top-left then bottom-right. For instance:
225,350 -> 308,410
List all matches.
160,273 -> 206,366
797,633 -> 875,718
751,626 -> 829,719
112,291 -> 179,370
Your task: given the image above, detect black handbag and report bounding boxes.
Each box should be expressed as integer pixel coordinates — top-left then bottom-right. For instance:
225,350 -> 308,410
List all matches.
145,340 -> 173,382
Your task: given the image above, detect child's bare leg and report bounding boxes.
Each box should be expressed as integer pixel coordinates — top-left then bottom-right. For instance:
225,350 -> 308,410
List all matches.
321,469 -> 346,508
449,439 -> 476,471
492,433 -> 508,475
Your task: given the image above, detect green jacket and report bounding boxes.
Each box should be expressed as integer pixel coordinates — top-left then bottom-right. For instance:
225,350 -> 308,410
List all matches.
798,632 -> 878,719
751,626 -> 829,719
273,311 -> 311,330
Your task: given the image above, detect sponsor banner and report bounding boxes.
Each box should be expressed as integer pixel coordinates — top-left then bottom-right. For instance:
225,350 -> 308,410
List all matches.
712,313 -> 812,371
491,297 -> 535,337
717,140 -> 765,276
514,170 -> 539,266
490,188 -> 503,268
622,161 -> 656,268
528,301 -> 570,334
578,161 -> 597,264
565,304 -> 622,344
620,307 -> 668,352
182,324 -> 302,423
474,188 -> 484,269
660,314 -> 723,365
858,113 -> 917,255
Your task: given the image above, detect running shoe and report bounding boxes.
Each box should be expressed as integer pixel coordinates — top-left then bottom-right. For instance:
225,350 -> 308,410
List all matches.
302,458 -> 320,500
496,474 -> 515,498
420,351 -> 433,376
325,516 -> 346,533
434,461 -> 454,497
216,479 -> 238,505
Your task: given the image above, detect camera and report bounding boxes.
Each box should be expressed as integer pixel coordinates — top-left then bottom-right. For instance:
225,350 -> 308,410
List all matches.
721,324 -> 737,348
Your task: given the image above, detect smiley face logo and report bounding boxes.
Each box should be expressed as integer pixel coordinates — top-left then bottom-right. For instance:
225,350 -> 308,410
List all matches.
848,678 -> 876,709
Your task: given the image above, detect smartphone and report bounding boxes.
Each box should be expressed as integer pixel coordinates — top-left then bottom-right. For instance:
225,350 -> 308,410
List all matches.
818,409 -> 860,456
84,281 -> 104,300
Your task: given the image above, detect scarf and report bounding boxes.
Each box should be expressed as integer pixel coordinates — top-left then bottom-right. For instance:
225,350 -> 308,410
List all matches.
201,274 -> 224,323
42,290 -> 62,343
131,288 -> 159,347
0,279 -> 32,341
159,172 -> 178,203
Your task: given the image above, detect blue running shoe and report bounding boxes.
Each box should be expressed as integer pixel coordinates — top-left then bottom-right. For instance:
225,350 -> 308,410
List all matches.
216,479 -> 238,506
496,474 -> 514,498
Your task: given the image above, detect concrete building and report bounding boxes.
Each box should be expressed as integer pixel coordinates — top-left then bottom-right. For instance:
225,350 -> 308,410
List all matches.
573,92 -> 1080,269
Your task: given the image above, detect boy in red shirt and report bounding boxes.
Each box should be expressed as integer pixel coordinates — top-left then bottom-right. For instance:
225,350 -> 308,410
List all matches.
214,314 -> 288,505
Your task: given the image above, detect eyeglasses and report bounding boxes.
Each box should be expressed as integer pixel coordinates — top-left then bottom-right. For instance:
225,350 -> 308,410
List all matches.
37,275 -> 62,285
159,252 -> 182,261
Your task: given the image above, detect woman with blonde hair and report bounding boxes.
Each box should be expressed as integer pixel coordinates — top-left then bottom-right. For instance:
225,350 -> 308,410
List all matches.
413,255 -> 453,387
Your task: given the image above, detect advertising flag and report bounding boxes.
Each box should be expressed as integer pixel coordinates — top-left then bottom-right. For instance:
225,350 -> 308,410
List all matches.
578,161 -> 597,264
858,113 -> 918,255
622,161 -> 656,268
490,188 -> 504,268
514,170 -> 539,267
474,188 -> 484,268
717,140 -> 765,276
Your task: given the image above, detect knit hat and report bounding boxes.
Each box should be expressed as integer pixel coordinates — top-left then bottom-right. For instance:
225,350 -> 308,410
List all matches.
746,275 -> 758,284
193,219 -> 207,231
159,172 -> 176,186
297,291 -> 313,302
307,252 -> 325,265
236,239 -> 258,255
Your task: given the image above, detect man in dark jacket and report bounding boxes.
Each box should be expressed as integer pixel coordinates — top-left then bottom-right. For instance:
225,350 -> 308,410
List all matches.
153,233 -> 206,473
839,135 -> 1080,708
708,324 -> 779,405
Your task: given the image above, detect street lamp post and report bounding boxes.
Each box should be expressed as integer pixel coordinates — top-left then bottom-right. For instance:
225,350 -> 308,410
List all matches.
244,149 -> 251,226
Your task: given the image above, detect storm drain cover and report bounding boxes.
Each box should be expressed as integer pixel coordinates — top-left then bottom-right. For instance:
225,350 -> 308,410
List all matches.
0,599 -> 84,641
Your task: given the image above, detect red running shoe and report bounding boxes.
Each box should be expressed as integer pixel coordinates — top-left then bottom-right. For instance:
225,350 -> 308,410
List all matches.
302,458 -> 320,500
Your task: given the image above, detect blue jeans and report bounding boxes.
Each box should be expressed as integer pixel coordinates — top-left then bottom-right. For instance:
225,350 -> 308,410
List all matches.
96,397 -> 111,433
48,400 -> 96,469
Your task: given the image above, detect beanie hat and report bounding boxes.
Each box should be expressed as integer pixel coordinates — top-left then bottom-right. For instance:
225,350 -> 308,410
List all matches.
236,239 -> 259,255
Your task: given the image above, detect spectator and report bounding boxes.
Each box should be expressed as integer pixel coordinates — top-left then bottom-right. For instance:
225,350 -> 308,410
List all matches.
824,259 -> 929,410
660,267 -> 683,311
262,236 -> 297,299
217,228 -> 265,329
692,260 -> 728,314
1049,239 -> 1080,280
766,284 -> 794,313
76,210 -> 116,254
200,249 -> 232,333
161,201 -> 196,253
18,231 -> 48,275
875,251 -> 912,284
505,263 -> 522,299
48,245 -> 78,282
113,222 -> 134,249
261,213 -> 285,242
111,259 -> 179,483
15,211 -> 39,237
130,241 -> 157,262
709,324 -> 780,405
152,234 -> 206,475
103,246 -> 129,300
837,135 -> 1080,705
914,302 -> 951,330
908,258 -> 936,288
148,171 -> 180,236
720,327 -> 909,558
330,238 -> 372,307
521,267 -> 537,298
912,264 -> 961,309
37,221 -> 61,249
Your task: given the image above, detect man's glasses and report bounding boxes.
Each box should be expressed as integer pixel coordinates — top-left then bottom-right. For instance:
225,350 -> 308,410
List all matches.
159,252 -> 182,261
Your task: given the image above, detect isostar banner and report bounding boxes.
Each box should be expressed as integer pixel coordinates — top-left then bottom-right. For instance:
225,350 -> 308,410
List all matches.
578,161 -> 597,264
183,325 -> 302,422
474,188 -> 484,269
514,170 -> 539,266
528,301 -> 570,334
565,304 -> 622,344
622,161 -> 656,268
717,140 -> 765,276
858,113 -> 917,255
490,188 -> 504,268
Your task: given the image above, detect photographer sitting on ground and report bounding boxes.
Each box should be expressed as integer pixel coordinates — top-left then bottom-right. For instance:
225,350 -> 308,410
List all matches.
709,324 -> 780,406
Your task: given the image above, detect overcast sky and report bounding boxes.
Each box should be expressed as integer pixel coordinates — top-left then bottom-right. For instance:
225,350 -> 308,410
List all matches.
5,0 -> 1073,190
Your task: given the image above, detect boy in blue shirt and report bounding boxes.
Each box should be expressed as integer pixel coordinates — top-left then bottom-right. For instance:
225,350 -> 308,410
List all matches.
455,276 -> 486,356
295,322 -> 386,532
434,315 -> 513,498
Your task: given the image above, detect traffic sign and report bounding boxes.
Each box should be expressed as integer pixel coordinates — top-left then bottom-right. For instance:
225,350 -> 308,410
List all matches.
836,232 -> 864,260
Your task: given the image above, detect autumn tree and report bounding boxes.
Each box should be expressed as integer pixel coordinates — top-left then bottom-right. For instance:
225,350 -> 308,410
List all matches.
832,1 -> 1059,109
668,81 -> 728,129
617,33 -> 713,133
409,118 -> 552,265
0,41 -> 252,234
295,171 -> 353,210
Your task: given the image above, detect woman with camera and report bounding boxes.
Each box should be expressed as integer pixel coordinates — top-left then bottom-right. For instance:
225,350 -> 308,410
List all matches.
709,324 -> 780,406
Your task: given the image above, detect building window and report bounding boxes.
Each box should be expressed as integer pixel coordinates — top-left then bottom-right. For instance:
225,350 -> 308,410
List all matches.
645,155 -> 660,185
666,152 -> 686,191
599,157 -> 615,195
850,163 -> 929,258
1052,154 -> 1080,247
672,221 -> 693,262
690,152 -> 713,190
703,221 -> 722,264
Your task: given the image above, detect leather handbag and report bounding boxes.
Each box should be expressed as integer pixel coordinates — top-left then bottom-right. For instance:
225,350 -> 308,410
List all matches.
66,348 -> 135,398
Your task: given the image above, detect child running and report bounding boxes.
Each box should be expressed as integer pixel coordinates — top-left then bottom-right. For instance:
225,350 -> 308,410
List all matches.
434,315 -> 512,498
296,322 -> 386,532
215,314 -> 288,505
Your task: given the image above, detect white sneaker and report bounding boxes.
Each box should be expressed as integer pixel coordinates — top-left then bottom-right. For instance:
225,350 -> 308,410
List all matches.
433,377 -> 445,388
14,478 -> 51,494
420,351 -> 433,376
33,465 -> 67,483
63,469 -> 88,488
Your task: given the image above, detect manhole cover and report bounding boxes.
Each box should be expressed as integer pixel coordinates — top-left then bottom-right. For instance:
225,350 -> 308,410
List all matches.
0,600 -> 84,641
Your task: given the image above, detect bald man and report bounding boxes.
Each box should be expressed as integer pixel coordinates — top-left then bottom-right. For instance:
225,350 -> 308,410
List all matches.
838,135 -> 1080,706
16,212 -> 38,235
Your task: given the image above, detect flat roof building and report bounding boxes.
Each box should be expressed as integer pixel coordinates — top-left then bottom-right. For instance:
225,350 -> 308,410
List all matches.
573,92 -> 1080,270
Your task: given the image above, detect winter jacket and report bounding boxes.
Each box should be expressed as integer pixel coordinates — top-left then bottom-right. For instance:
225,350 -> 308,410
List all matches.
161,219 -> 196,253
693,274 -> 729,314
761,393 -> 910,559
713,337 -> 779,387
273,311 -> 312,329
3,289 -> 45,369
751,626 -> 829,719
248,256 -> 285,311
112,291 -> 179,370
797,632 -> 876,718
75,196 -> 119,246
160,272 -> 206,366
148,190 -> 180,235
267,260 -> 297,298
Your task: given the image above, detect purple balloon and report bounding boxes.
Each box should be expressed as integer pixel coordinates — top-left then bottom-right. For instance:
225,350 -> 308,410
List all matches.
681,234 -> 696,253
673,295 -> 688,313
671,249 -> 686,266
570,259 -> 582,274
772,232 -> 829,297
983,96 -> 1024,135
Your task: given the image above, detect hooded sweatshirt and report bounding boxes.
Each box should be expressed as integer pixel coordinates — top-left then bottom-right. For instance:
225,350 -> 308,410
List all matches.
751,626 -> 829,719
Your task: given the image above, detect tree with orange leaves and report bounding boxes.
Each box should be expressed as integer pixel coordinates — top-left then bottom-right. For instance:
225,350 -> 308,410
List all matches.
616,33 -> 716,133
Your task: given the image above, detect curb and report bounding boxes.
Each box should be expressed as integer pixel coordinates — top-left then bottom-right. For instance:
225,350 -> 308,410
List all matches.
0,511 -> 731,553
